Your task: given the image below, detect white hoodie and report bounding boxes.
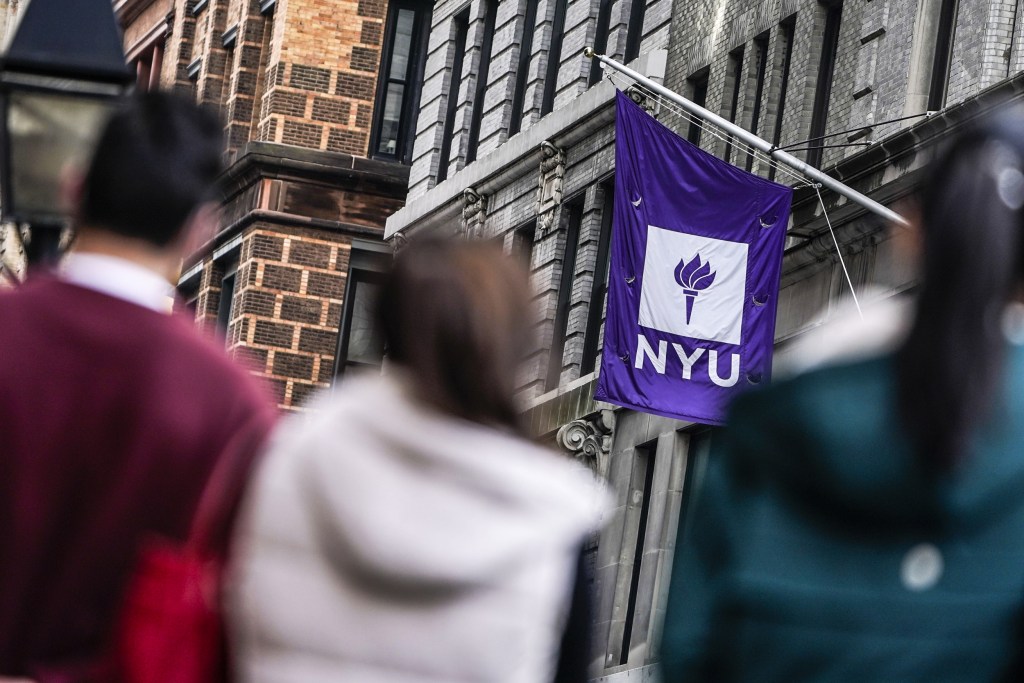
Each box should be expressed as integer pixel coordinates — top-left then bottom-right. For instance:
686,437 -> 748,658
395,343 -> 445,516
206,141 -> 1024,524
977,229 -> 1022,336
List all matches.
228,371 -> 607,683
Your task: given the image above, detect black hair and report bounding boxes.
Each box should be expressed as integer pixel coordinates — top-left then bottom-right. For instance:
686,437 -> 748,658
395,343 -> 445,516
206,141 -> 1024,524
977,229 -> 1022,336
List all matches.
897,109 -> 1024,470
79,92 -> 224,247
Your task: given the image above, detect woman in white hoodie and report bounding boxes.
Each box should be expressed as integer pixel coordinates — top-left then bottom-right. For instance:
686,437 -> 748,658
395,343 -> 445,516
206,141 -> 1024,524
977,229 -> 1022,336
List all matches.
228,237 -> 606,683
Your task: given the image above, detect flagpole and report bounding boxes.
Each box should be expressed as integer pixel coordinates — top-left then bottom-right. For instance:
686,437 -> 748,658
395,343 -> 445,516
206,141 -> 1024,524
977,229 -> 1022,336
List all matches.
585,48 -> 910,228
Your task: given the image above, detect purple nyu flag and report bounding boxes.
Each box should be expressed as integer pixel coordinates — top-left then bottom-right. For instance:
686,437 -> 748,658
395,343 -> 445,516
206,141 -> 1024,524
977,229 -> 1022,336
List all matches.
594,92 -> 791,425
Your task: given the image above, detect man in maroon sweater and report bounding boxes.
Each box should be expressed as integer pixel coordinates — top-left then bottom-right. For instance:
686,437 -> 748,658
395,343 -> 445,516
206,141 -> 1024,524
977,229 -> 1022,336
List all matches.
0,93 -> 277,681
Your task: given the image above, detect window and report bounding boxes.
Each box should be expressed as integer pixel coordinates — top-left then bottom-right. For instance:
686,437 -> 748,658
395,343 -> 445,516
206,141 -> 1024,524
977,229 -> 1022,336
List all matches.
509,0 -> 539,135
540,0 -> 568,116
333,244 -> 391,377
623,0 -> 647,64
437,10 -> 469,184
723,47 -> 744,164
216,258 -> 238,333
927,0 -> 958,111
686,68 -> 709,145
807,1 -> 843,169
768,16 -> 795,181
466,0 -> 497,163
746,33 -> 769,171
546,198 -> 583,390
588,0 -> 614,85
512,220 -> 536,268
371,0 -> 432,164
580,180 -> 613,375
176,271 -> 200,316
620,439 -> 657,665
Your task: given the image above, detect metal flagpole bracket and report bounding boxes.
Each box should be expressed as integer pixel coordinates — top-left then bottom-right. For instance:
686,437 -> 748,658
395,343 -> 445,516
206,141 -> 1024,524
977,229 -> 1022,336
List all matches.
584,48 -> 909,228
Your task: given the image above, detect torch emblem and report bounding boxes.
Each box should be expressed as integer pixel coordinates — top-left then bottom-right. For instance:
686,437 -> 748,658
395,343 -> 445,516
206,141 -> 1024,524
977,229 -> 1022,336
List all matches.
674,254 -> 717,324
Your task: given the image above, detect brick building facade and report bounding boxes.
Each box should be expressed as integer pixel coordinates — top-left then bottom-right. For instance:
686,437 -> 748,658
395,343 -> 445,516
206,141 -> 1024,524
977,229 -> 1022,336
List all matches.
385,0 -> 1024,679
113,0 -> 413,411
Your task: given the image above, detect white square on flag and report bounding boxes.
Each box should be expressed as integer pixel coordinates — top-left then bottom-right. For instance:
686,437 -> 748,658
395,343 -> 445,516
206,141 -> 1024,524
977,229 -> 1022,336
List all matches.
638,225 -> 748,345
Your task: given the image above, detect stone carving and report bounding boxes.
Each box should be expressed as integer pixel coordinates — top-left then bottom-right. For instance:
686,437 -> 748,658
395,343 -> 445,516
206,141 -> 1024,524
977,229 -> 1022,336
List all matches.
557,409 -> 615,477
625,85 -> 656,116
389,231 -> 409,254
537,140 -> 565,234
461,186 -> 487,239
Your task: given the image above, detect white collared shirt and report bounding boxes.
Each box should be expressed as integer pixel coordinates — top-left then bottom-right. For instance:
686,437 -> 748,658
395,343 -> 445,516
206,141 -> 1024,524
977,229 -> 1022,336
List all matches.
61,252 -> 175,313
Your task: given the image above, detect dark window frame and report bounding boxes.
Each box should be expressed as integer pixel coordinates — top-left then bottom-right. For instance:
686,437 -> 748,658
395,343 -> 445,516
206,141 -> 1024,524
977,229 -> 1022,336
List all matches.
437,9 -> 470,184
588,0 -> 614,85
540,0 -> 568,116
623,0 -> 647,64
619,438 -> 657,665
768,16 -> 795,181
746,32 -> 769,171
466,0 -> 498,163
927,0 -> 959,111
546,196 -> 584,390
686,67 -> 709,145
216,255 -> 239,334
508,0 -> 540,135
580,180 -> 614,375
512,219 -> 537,268
807,0 -> 843,169
723,46 -> 744,164
332,245 -> 392,379
369,0 -> 433,164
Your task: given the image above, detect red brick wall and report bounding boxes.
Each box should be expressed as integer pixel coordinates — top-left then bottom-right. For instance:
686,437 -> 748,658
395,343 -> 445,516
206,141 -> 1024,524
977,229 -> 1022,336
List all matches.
227,226 -> 352,411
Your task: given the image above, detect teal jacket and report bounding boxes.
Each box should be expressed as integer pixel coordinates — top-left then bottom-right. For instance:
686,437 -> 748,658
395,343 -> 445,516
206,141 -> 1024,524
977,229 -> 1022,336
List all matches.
661,351 -> 1024,682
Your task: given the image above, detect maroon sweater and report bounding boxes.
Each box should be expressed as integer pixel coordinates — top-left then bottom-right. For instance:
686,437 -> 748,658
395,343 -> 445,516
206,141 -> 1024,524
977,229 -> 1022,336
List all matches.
0,277 -> 277,680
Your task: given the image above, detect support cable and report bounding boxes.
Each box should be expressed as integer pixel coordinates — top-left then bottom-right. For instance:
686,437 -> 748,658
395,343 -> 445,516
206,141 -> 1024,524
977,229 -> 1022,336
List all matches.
814,183 -> 863,319
586,48 -> 909,228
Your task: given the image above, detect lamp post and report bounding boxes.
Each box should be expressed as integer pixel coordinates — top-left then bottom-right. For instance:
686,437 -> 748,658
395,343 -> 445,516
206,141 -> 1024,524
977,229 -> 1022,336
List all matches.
0,0 -> 133,271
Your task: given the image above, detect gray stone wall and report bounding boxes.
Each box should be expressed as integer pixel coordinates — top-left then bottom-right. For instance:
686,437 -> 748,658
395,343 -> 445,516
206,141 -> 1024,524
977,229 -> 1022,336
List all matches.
388,0 -> 1024,679
408,0 -> 672,200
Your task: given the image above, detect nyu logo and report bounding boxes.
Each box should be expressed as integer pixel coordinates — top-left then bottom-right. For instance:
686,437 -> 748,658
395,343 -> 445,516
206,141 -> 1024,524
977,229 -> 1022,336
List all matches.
634,226 -> 748,388
639,226 -> 747,345
634,337 -> 740,387
674,254 -> 716,324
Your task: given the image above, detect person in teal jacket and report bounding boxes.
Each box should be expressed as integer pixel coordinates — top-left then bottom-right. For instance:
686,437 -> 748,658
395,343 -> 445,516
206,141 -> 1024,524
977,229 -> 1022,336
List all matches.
661,110 -> 1024,682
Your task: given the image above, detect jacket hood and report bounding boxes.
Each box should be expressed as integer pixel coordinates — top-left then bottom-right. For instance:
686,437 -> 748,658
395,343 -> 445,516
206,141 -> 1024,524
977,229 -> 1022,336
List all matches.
725,350 -> 1024,532
271,371 -> 608,595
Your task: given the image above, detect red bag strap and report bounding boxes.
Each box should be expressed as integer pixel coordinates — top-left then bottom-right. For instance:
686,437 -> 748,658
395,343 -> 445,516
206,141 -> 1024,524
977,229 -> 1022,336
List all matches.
187,421 -> 270,557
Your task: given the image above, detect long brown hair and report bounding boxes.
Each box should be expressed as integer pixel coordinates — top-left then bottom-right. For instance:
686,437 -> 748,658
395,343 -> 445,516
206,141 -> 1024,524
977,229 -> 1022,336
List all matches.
375,236 -> 533,434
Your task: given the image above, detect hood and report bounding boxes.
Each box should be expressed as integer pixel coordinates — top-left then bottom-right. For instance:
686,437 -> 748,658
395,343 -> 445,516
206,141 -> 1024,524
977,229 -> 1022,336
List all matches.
725,350 -> 1024,533
276,371 -> 608,595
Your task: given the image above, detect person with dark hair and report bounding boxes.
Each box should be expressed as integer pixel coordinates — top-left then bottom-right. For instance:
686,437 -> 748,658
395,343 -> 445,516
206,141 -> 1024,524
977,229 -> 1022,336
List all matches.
660,108 -> 1024,682
228,237 -> 606,682
0,92 -> 277,681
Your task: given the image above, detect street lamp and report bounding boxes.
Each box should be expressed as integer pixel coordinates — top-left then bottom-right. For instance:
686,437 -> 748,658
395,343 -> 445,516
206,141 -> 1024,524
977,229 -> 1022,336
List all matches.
0,0 -> 133,269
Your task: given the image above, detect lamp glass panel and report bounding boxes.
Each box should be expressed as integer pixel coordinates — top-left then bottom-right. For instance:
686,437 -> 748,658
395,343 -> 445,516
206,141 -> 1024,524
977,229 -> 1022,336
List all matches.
7,91 -> 109,221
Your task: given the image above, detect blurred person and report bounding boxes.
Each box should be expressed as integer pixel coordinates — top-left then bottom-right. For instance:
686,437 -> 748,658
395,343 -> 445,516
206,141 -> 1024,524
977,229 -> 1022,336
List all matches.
229,237 -> 606,683
0,93 -> 277,681
660,109 -> 1024,682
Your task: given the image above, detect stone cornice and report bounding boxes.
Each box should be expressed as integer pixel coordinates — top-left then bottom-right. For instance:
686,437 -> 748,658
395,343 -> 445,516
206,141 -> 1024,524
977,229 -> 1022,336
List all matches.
221,142 -> 410,202
782,70 -> 1024,276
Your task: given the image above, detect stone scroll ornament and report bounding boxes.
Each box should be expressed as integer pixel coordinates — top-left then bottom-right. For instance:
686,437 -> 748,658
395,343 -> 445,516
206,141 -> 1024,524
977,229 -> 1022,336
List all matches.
593,92 -> 792,425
